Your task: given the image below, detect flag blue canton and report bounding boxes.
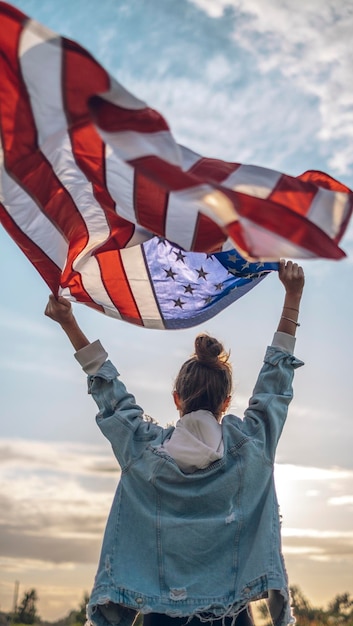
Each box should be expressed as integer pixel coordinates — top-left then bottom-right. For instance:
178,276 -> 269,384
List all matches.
143,238 -> 279,329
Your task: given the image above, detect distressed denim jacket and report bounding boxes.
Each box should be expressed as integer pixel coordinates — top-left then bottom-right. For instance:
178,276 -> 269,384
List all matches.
84,344 -> 303,626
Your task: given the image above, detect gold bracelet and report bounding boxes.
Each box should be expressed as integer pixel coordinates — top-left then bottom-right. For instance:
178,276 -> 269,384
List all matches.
281,316 -> 300,327
283,306 -> 299,313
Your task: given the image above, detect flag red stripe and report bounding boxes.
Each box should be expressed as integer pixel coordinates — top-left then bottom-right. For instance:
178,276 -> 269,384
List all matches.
191,213 -> 227,253
62,39 -> 110,124
226,191 -> 346,259
269,174 -> 316,217
89,95 -> 170,134
129,155 -> 199,191
189,157 -> 241,183
297,170 -> 353,243
0,9 -> 31,157
95,250 -> 143,325
298,169 -> 351,193
0,203 -> 61,293
133,171 -> 169,237
0,1 -> 26,28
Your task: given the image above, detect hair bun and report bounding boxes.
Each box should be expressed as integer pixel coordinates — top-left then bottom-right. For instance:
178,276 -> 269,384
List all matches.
174,333 -> 232,417
194,334 -> 224,366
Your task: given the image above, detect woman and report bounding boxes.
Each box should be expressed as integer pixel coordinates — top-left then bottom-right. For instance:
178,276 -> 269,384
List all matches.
45,259 -> 304,626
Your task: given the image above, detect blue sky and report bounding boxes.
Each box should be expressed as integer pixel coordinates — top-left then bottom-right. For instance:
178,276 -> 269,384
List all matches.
0,0 -> 353,620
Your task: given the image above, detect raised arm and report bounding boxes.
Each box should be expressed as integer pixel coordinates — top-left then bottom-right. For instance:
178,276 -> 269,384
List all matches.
44,294 -> 90,351
239,260 -> 305,459
276,259 -> 304,336
45,294 -> 163,466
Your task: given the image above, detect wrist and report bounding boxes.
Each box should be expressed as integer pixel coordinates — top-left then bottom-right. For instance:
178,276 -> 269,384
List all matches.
60,316 -> 78,331
283,293 -> 302,308
61,316 -> 90,351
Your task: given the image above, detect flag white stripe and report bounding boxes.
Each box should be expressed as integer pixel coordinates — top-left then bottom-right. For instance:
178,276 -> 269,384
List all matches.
100,78 -> 147,111
59,283 -> 122,320
105,145 -> 137,228
0,144 -> 67,268
165,185 -> 237,249
120,246 -> 164,329
223,164 -> 282,199
308,188 -> 351,238
98,128 -> 182,167
165,188 -> 207,249
179,145 -> 203,171
19,20 -> 64,145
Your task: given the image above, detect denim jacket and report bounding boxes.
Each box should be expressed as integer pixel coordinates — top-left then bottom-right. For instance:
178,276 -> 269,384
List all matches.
84,344 -> 303,626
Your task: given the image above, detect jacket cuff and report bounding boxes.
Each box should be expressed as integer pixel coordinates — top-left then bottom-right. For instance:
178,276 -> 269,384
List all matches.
271,331 -> 296,354
74,340 -> 108,375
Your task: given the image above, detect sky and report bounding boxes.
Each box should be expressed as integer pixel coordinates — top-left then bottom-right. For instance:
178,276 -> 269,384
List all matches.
0,0 -> 353,620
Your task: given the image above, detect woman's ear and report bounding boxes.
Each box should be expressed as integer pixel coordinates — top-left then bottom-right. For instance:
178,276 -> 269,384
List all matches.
173,390 -> 182,411
221,395 -> 231,414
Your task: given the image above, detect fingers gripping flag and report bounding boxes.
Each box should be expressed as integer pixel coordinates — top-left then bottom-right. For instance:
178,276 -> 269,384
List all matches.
0,3 -> 352,329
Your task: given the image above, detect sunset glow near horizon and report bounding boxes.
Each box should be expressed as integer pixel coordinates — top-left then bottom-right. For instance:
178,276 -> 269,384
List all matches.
0,0 -> 352,620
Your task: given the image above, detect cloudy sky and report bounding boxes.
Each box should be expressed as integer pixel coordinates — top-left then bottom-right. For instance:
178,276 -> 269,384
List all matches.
1,0 -> 353,621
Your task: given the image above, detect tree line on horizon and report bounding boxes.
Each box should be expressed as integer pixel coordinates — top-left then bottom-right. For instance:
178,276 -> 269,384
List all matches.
1,586 -> 352,626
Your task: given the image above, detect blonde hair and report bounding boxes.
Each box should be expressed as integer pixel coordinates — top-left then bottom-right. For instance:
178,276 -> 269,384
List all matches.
174,334 -> 232,418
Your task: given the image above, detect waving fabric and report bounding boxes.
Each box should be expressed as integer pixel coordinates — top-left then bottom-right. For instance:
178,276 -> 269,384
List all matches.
0,2 -> 351,328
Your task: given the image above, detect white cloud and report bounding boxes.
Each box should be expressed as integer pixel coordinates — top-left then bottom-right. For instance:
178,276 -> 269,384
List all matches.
191,0 -> 353,177
188,0 -> 228,18
276,464 -> 353,482
283,528 -> 353,539
282,528 -> 353,562
305,489 -> 320,497
0,557 -> 76,573
0,439 -> 118,566
328,495 -> 353,506
0,439 -> 117,476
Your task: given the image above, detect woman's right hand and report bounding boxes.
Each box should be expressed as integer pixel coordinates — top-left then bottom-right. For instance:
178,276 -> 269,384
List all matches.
45,295 -> 90,350
45,294 -> 74,326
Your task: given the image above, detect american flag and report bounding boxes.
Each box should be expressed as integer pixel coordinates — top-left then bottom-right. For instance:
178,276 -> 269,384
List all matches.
0,3 -> 352,329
